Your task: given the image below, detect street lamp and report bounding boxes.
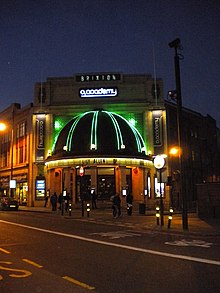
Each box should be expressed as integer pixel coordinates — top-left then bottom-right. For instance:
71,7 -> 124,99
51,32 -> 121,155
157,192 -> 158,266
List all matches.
169,38 -> 188,230
0,123 -> 6,131
153,155 -> 166,226
169,147 -> 180,208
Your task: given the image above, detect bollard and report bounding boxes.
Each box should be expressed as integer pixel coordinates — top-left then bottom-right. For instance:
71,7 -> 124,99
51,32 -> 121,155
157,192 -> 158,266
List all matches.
68,203 -> 72,217
156,206 -> 160,225
167,207 -> 174,228
86,203 -> 90,217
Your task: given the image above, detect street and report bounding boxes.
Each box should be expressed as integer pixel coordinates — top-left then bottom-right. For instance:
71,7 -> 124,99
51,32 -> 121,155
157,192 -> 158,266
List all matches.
1,210 -> 220,292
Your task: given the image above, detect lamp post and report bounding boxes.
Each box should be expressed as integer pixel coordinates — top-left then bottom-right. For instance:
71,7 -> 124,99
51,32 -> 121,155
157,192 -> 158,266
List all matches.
0,109 -> 15,198
10,110 -> 15,198
168,38 -> 188,230
154,155 -> 166,226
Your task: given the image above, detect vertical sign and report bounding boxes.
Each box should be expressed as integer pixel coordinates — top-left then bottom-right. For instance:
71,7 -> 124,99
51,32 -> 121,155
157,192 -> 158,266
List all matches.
36,114 -> 46,162
37,115 -> 45,149
153,113 -> 163,146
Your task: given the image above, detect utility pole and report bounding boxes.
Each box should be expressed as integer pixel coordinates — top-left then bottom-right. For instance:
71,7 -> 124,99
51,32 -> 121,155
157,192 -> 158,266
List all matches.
168,38 -> 188,230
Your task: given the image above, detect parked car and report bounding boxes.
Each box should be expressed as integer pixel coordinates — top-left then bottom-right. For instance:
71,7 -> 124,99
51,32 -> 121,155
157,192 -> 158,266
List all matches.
0,196 -> 19,211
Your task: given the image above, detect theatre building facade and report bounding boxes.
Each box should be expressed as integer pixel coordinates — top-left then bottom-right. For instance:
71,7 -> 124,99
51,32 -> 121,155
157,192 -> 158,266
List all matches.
0,73 -> 219,211
36,73 -> 167,209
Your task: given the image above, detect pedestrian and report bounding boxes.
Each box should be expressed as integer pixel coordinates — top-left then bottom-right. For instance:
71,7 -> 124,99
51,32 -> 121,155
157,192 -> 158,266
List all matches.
58,193 -> 62,210
91,190 -> 97,209
112,193 -> 121,218
44,190 -> 50,207
50,192 -> 57,211
126,192 -> 133,215
65,192 -> 70,212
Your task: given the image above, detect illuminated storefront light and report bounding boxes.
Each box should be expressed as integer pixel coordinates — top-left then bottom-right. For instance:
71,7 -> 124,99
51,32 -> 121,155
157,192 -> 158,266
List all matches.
45,157 -> 153,169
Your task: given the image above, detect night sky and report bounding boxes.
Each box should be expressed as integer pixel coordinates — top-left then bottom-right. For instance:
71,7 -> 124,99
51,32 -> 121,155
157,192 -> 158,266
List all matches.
1,0 -> 220,126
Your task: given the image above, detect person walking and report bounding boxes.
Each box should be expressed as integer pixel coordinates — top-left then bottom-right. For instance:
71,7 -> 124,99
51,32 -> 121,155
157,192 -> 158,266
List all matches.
44,190 -> 50,207
91,190 -> 97,209
126,192 -> 133,215
58,193 -> 62,210
112,193 -> 121,218
65,192 -> 70,212
50,192 -> 57,211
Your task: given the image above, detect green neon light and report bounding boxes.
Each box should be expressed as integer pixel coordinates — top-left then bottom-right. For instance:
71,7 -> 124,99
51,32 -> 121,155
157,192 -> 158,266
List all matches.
54,121 -> 62,130
66,112 -> 92,151
104,111 -> 124,150
53,117 -> 71,151
53,110 -> 147,155
114,113 -> 146,154
90,111 -> 98,149
128,118 -> 136,126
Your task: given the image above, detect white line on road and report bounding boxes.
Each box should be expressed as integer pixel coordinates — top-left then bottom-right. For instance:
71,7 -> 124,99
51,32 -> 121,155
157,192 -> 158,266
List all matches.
1,220 -> 220,266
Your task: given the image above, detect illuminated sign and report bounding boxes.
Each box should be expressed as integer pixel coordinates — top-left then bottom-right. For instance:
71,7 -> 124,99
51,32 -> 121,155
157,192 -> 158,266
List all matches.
153,115 -> 162,146
36,180 -> 45,190
10,180 -> 16,189
76,73 -> 121,82
36,115 -> 45,149
79,87 -> 118,98
35,176 -> 46,200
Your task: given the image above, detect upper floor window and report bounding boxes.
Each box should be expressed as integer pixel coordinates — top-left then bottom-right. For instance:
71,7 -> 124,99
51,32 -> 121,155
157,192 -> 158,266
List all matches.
16,122 -> 26,138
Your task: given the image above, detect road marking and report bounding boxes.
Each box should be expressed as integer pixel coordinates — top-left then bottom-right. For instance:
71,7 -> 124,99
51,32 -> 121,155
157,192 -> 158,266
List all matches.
165,239 -> 213,248
1,220 -> 220,267
63,275 -> 95,290
0,261 -> 32,278
90,231 -> 141,239
22,258 -> 43,268
0,248 -> 11,254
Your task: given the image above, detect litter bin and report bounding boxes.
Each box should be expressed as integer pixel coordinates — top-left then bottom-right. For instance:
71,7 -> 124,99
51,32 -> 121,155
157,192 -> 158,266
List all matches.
139,203 -> 146,215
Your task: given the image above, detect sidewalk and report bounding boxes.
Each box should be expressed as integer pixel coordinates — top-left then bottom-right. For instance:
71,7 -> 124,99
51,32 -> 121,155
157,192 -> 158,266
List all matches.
18,204 -> 220,237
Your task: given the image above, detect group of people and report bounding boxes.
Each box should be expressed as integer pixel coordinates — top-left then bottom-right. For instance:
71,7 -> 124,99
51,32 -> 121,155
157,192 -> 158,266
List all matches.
111,192 -> 133,218
46,189 -> 133,217
46,191 -> 70,212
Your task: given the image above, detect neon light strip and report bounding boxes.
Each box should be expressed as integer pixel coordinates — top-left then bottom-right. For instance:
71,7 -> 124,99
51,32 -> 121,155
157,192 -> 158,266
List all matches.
66,116 -> 81,151
104,111 -> 124,150
90,111 -> 98,149
114,113 -> 146,154
66,112 -> 92,151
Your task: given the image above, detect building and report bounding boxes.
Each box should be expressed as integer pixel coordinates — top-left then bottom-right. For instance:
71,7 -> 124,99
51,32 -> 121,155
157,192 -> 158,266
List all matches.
0,73 -> 219,212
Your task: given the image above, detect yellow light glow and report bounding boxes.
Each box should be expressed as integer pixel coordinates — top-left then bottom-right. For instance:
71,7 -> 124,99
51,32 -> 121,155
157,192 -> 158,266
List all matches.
169,147 -> 180,156
0,122 -> 7,131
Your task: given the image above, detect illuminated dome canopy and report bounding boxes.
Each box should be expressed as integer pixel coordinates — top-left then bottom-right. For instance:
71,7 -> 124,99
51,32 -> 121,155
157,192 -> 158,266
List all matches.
52,110 -> 148,159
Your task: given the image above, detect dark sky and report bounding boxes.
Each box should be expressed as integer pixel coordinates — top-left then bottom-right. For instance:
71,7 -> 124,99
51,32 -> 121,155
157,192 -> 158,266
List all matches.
1,0 -> 220,126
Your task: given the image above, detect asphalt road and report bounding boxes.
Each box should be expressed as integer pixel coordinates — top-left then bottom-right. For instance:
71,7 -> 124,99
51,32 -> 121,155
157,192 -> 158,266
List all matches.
0,210 -> 220,293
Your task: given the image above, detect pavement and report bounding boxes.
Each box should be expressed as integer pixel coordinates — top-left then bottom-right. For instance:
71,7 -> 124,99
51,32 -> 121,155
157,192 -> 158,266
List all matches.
17,201 -> 220,237
16,202 -> 220,237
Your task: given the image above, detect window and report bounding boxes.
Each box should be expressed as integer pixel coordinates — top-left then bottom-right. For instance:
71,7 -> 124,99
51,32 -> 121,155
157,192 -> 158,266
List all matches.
17,122 -> 26,138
